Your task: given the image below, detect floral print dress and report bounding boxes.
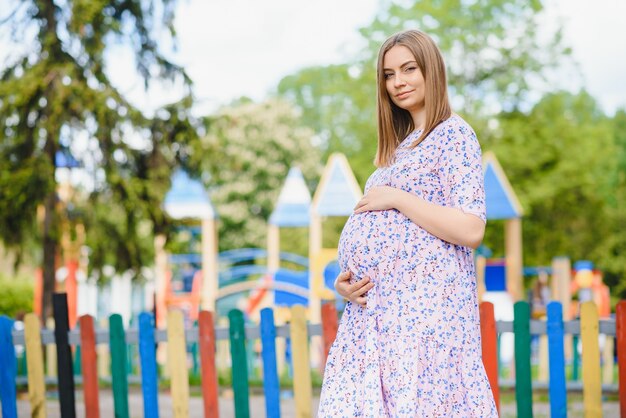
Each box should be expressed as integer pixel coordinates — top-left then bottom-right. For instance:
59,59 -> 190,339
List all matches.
318,115 -> 498,417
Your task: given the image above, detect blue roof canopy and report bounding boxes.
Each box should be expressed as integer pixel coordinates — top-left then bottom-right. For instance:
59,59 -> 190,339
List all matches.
483,152 -> 523,220
269,167 -> 311,227
313,154 -> 361,217
164,170 -> 216,220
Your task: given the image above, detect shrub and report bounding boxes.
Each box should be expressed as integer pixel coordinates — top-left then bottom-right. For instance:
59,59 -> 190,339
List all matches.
0,277 -> 33,318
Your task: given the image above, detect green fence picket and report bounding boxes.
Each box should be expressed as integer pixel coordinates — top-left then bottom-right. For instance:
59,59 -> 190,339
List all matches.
229,309 -> 250,418
109,314 -> 130,418
514,301 -> 533,418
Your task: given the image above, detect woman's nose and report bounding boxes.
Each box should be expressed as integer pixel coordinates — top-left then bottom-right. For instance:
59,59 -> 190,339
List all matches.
394,74 -> 406,88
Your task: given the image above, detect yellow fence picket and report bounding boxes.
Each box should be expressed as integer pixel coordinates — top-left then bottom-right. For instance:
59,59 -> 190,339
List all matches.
24,313 -> 46,418
538,334 -> 549,382
97,318 -> 110,379
580,301 -> 602,417
291,305 -> 312,418
167,310 -> 189,418
602,336 -> 614,384
216,317 -> 230,376
45,318 -> 56,379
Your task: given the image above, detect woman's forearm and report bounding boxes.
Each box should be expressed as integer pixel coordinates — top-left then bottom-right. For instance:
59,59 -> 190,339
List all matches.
393,189 -> 485,249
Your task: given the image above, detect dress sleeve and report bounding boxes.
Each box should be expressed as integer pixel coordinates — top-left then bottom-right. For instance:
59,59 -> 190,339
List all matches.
438,122 -> 486,223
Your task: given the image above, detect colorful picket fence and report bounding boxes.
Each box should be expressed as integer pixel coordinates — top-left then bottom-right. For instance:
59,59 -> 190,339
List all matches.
0,295 -> 625,418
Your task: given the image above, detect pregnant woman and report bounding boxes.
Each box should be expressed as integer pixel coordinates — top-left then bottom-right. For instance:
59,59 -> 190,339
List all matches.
317,30 -> 498,417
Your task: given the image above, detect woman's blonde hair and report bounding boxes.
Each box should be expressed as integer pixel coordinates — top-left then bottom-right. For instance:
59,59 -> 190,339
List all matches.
375,30 -> 451,167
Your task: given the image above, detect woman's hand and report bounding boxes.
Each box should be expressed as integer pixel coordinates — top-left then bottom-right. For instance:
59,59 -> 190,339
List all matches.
354,186 -> 400,213
334,271 -> 374,307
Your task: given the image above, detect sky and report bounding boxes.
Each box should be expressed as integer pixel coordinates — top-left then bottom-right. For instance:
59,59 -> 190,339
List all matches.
541,0 -> 626,114
104,0 -> 380,116
1,0 -> 625,116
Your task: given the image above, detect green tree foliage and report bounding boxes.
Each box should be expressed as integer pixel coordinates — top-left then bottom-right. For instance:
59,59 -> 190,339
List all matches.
481,92 -> 615,264
359,0 -> 566,114
83,98 -> 200,274
596,110 -> 626,295
0,276 -> 33,317
482,92 -> 626,297
277,0 -> 568,184
0,0 -> 197,318
190,99 -> 321,251
277,64 -> 377,184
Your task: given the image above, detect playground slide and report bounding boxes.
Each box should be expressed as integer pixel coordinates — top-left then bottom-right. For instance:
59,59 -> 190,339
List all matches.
245,275 -> 272,315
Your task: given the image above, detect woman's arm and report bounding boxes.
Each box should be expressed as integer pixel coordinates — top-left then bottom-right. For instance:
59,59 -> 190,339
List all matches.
353,186 -> 486,249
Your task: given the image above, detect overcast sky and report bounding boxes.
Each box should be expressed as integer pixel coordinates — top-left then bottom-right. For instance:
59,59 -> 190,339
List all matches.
2,0 -> 625,116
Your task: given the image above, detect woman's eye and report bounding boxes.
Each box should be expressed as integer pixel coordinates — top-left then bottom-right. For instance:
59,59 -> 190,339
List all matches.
405,66 -> 416,72
384,73 -> 394,79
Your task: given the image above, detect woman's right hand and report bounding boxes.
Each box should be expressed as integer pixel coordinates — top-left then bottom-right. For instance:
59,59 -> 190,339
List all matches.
334,271 -> 374,307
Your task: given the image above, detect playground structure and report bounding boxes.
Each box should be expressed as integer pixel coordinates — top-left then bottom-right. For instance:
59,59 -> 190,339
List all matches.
476,153 -> 615,375
478,151 -> 525,303
156,159 -> 358,316
1,293 -> 625,418
477,153 -> 606,317
144,155 -> 360,371
158,169 -> 219,325
155,155 -> 362,339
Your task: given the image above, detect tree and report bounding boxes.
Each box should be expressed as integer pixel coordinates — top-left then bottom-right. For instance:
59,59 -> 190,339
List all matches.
277,64 -> 377,184
277,0 -> 570,183
481,91 -> 618,284
0,0 -> 196,320
189,98 -> 321,251
595,109 -> 626,297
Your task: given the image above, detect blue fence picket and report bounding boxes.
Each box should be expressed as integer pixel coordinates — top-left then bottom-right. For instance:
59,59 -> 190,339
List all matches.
547,302 -> 567,418
139,312 -> 159,418
260,308 -> 281,418
0,316 -> 17,418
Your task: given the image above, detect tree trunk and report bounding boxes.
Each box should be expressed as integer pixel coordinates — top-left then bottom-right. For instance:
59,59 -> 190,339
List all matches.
41,151 -> 58,323
40,0 -> 61,324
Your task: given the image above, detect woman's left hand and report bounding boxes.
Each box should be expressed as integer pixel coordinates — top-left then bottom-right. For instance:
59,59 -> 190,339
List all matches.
354,186 -> 400,213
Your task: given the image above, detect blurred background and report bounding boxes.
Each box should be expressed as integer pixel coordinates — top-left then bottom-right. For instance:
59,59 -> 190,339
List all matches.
1,0 -> 625,319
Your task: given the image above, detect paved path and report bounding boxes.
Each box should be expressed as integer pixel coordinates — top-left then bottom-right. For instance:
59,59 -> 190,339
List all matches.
16,389 -> 619,417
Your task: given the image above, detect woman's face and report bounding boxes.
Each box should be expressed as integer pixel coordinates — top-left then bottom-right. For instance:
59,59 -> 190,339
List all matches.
383,45 -> 425,114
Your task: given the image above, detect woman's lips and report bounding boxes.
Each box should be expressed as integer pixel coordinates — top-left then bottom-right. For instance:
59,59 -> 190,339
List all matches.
396,90 -> 413,99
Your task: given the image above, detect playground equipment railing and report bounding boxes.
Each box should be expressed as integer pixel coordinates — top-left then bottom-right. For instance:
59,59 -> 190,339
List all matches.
1,295 -> 625,418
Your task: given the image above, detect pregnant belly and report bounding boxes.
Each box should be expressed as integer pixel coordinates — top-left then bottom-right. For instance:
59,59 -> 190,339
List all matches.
337,209 -> 403,282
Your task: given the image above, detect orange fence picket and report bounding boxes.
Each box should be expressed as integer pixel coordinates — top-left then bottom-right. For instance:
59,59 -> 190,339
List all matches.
321,302 -> 339,369
480,301 -> 500,413
199,311 -> 219,418
79,315 -> 100,418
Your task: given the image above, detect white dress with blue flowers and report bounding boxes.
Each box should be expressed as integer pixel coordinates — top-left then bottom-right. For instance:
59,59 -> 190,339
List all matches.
318,115 -> 498,417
